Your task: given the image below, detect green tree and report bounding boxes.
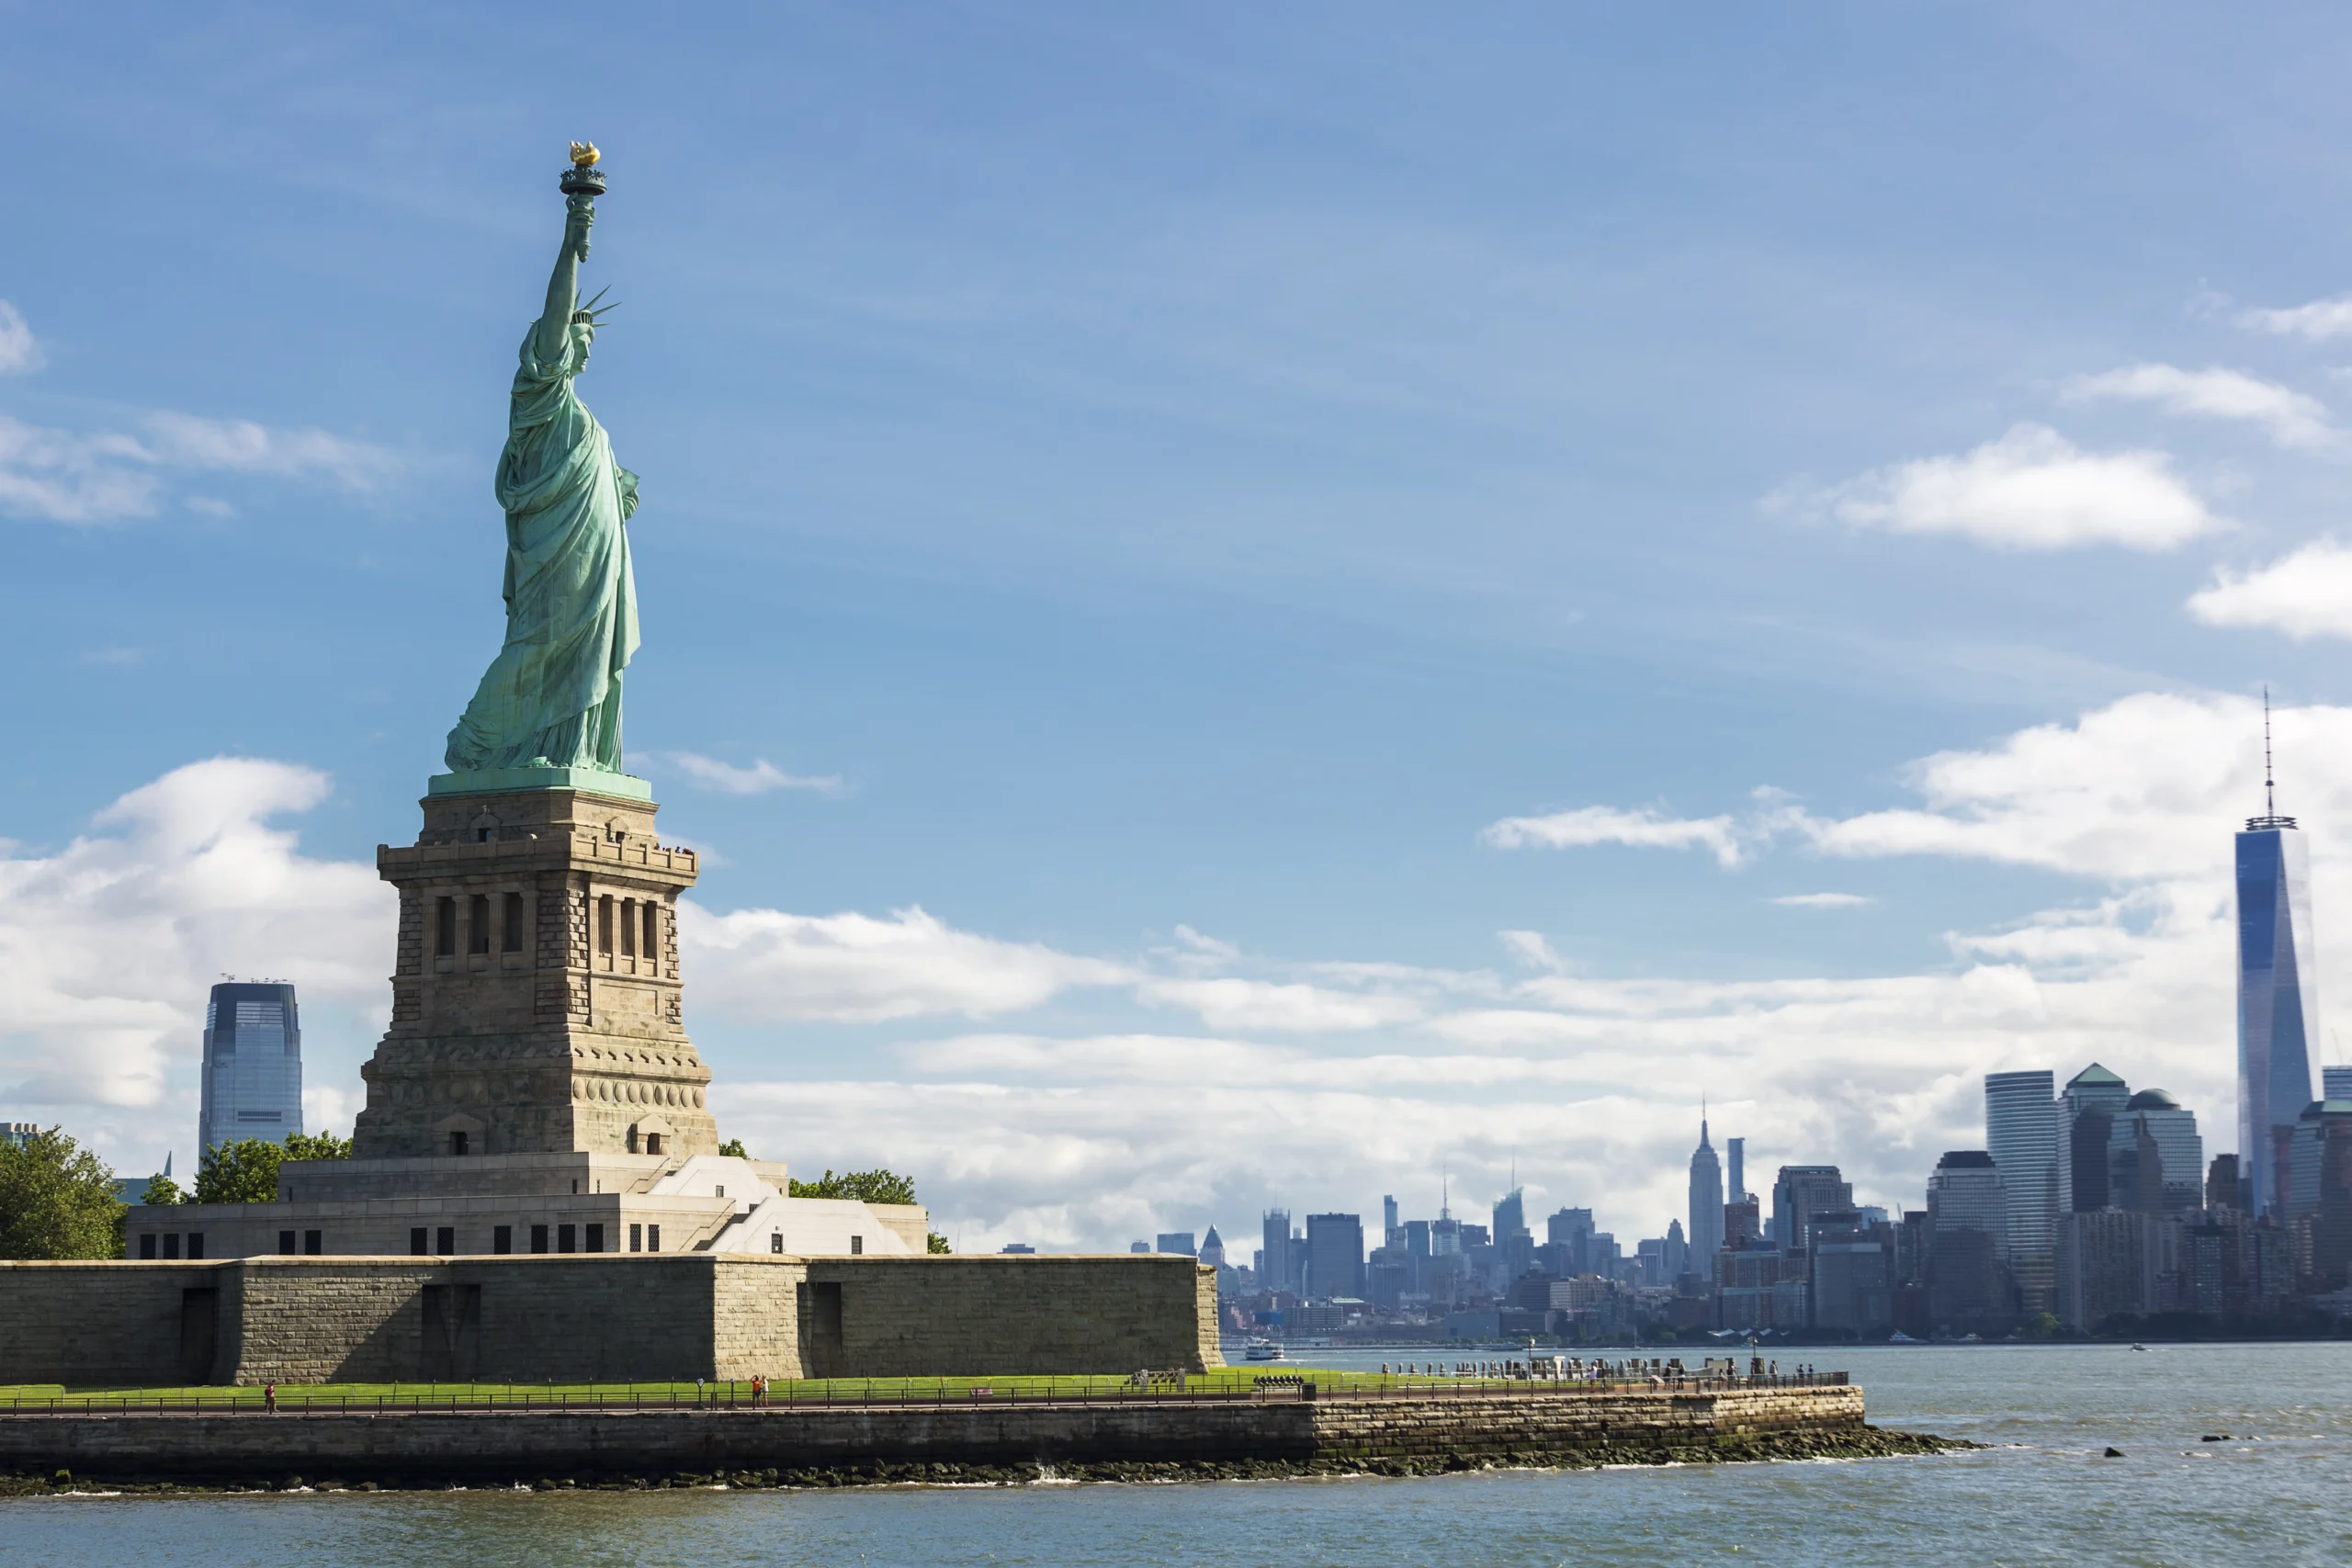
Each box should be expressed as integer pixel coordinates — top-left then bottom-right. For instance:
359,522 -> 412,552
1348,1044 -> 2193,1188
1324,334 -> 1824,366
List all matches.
927,1231 -> 952,1255
141,1171 -> 187,1206
282,1130 -> 354,1162
193,1130 -> 353,1205
718,1137 -> 749,1159
788,1168 -> 918,1205
0,1127 -> 125,1259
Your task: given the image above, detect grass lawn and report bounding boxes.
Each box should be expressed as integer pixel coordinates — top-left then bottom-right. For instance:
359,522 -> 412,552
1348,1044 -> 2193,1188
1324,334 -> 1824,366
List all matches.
0,1364 -> 1568,1410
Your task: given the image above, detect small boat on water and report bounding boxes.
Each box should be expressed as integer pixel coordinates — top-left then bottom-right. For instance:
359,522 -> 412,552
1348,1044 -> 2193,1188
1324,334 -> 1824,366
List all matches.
1243,1337 -> 1286,1361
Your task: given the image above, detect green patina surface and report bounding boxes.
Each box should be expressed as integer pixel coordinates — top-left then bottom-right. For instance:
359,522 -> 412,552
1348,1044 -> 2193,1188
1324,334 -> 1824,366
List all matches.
441,179 -> 641,786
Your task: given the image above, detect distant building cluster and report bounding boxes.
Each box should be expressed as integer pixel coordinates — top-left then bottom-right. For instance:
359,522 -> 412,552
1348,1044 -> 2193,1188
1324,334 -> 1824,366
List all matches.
1179,771 -> 2352,1343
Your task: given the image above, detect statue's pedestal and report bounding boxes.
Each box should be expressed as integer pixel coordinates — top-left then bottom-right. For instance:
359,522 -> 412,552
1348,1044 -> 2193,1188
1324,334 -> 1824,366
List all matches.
356,781 -> 715,1161
126,774 -> 932,1265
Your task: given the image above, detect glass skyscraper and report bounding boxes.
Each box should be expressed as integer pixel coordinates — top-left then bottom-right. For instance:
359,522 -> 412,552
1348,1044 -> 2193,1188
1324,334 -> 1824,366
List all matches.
2238,807 -> 2317,1218
1984,1070 -> 2058,1312
197,981 -> 304,1156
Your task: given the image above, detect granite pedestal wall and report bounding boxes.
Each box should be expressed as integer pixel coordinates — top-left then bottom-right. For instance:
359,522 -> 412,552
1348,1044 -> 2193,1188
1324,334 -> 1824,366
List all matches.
0,1255 -> 1221,1385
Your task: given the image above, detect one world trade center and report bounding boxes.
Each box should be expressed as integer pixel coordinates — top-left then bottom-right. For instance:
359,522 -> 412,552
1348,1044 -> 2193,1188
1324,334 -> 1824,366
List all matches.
2237,701 -> 2317,1218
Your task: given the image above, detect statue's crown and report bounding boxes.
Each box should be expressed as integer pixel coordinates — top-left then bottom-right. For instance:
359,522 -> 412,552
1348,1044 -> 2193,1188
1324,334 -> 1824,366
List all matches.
571,284 -> 619,328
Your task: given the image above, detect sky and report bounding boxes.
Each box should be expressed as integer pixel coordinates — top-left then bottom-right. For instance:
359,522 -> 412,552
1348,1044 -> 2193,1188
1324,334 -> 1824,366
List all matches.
9,3 -> 2352,1254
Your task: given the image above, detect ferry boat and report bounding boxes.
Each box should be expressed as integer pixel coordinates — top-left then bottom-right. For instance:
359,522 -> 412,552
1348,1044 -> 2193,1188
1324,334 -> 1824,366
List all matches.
1242,1337 -> 1286,1361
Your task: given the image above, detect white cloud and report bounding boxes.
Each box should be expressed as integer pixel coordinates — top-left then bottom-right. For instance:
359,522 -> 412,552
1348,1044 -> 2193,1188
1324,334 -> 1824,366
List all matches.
1795,423 -> 2222,550
680,903 -> 1128,1023
140,412 -> 394,488
2063,364 -> 2339,453
1770,892 -> 1873,908
0,410 -> 395,525
1794,690 -> 2284,879
0,301 -> 43,374
1498,930 -> 1565,970
1134,976 -> 1423,1032
657,752 -> 844,796
1481,805 -> 1745,867
0,760 -> 389,1120
2187,538 -> 2352,640
2240,294 -> 2352,341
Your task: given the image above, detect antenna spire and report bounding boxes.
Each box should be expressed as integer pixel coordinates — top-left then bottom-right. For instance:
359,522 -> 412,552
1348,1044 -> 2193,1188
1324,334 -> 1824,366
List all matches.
2249,686 -> 2298,832
2266,685 -> 2277,819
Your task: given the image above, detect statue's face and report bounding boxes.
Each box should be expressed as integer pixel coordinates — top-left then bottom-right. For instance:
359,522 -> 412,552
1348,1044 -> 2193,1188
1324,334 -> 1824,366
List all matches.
570,321 -> 595,366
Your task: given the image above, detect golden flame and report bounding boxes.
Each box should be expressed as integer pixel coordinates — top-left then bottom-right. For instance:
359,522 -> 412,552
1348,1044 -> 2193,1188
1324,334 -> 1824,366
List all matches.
568,141 -> 601,168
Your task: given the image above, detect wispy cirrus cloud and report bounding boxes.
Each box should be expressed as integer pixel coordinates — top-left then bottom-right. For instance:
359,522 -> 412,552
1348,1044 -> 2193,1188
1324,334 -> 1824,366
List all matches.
1481,804 -> 1746,867
0,410 -> 398,524
2062,364 -> 2340,453
1770,892 -> 1872,908
0,301 -> 42,374
1773,423 -> 2222,550
654,752 -> 844,796
2239,294 -> 2352,341
2187,538 -> 2352,640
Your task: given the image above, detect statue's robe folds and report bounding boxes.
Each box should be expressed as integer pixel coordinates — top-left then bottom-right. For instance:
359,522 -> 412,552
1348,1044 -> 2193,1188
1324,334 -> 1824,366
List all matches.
445,321 -> 640,773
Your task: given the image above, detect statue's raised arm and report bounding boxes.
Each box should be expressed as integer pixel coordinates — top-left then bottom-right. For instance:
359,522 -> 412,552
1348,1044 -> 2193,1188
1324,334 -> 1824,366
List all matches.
440,146 -> 643,785
534,195 -> 595,366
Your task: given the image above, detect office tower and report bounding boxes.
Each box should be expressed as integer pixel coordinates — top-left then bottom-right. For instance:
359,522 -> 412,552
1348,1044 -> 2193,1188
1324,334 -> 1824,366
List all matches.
1260,1210 -> 1293,1296
1726,1137 -> 1747,1203
2325,1066 -> 2352,1101
1927,1151 -> 2007,1245
1984,1070 -> 2059,1312
2054,1209 -> 2150,1330
2205,1153 -> 2240,1213
1810,1211 -> 1892,1331
197,981 -> 303,1156
2060,1063 -> 2129,1213
1544,1207 -> 1592,1276
1492,1188 -> 1533,1281
2106,1089 -> 2204,1213
1770,1166 -> 1852,1249
1688,1117 -> 1724,1263
1383,1194 -> 1399,1235
1663,1218 -> 1689,1279
1197,1225 -> 1225,1269
1723,1198 -> 1760,1250
1304,1213 -> 1365,1300
2286,1100 -> 2352,1286
1154,1232 -> 1197,1257
1927,1150 -> 2009,1324
2238,715 -> 2319,1218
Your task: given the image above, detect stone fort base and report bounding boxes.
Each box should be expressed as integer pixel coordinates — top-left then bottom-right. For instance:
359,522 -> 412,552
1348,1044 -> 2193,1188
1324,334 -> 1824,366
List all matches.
0,1253 -> 1221,1386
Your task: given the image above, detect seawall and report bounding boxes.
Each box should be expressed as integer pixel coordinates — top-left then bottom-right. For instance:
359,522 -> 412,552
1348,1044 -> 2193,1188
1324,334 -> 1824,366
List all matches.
0,1385 -> 1948,1486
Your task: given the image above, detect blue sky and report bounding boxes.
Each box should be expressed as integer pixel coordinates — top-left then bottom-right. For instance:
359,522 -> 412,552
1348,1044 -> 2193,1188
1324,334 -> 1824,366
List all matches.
9,4 -> 2352,1250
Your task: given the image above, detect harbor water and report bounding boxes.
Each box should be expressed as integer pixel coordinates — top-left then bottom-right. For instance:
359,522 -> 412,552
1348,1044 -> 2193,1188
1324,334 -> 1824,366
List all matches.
2,1341 -> 2346,1566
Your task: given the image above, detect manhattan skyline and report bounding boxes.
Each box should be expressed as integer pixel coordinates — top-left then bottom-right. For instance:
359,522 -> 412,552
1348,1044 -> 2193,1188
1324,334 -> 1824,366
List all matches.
12,5 -> 2352,1251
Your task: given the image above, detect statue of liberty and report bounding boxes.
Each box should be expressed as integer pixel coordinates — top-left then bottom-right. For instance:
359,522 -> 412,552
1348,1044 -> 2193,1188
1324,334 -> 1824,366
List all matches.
444,145 -> 639,779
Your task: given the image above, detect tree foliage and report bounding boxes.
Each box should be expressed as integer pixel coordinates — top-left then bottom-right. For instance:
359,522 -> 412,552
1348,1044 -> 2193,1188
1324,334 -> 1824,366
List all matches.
927,1231 -> 952,1254
0,1127 -> 125,1259
141,1171 -> 187,1206
718,1137 -> 749,1159
193,1131 -> 353,1205
788,1168 -> 918,1206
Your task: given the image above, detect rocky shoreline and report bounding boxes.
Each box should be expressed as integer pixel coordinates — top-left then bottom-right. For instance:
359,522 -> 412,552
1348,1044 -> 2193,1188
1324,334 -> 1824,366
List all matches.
0,1424 -> 1970,1495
